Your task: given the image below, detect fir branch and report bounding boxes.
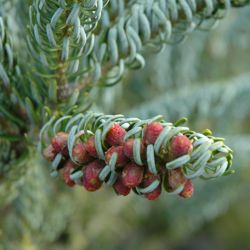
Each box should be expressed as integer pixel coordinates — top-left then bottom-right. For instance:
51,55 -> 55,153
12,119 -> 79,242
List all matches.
81,0 -> 243,87
27,0 -> 109,103
26,0 -> 250,102
0,16 -> 28,131
0,16 -> 34,186
40,112 -> 233,199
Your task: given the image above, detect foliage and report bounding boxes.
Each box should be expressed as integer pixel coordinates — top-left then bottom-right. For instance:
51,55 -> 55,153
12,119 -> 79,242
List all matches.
0,1 -> 250,249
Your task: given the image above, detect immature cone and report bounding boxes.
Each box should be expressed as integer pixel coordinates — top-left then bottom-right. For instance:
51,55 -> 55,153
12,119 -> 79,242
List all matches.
105,146 -> 128,167
62,160 -> 76,187
82,160 -> 105,191
179,180 -> 194,198
143,122 -> 164,145
169,135 -> 193,158
43,112 -> 233,200
43,144 -> 56,162
85,136 -> 98,158
72,143 -> 92,164
122,162 -> 144,188
113,177 -> 131,196
123,138 -> 145,160
105,123 -> 126,146
143,172 -> 162,201
167,168 -> 187,192
51,132 -> 69,156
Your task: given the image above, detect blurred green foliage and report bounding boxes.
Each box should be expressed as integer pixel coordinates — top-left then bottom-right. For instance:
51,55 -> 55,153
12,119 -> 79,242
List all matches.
1,3 -> 250,250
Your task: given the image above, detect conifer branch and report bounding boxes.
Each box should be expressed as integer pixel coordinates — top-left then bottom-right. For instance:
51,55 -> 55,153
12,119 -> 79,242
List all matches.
27,0 -> 109,102
40,112 -> 233,200
82,0 -> 237,87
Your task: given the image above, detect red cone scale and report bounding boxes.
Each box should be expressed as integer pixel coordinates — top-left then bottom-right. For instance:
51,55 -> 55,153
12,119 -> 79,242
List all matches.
105,123 -> 126,146
123,138 -> 145,160
122,162 -> 144,188
143,122 -> 164,145
51,132 -> 69,156
167,168 -> 187,192
170,135 -> 193,158
72,143 -> 92,164
113,177 -> 131,196
82,160 -> 105,191
179,180 -> 194,198
105,146 -> 128,167
143,172 -> 162,201
43,144 -> 56,162
85,136 -> 98,158
62,160 -> 76,187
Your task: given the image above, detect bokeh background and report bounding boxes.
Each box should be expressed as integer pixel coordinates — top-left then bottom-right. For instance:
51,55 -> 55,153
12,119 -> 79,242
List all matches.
1,4 -> 250,250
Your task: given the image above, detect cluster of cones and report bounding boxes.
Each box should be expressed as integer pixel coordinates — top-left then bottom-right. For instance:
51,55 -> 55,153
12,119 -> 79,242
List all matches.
43,122 -> 194,200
